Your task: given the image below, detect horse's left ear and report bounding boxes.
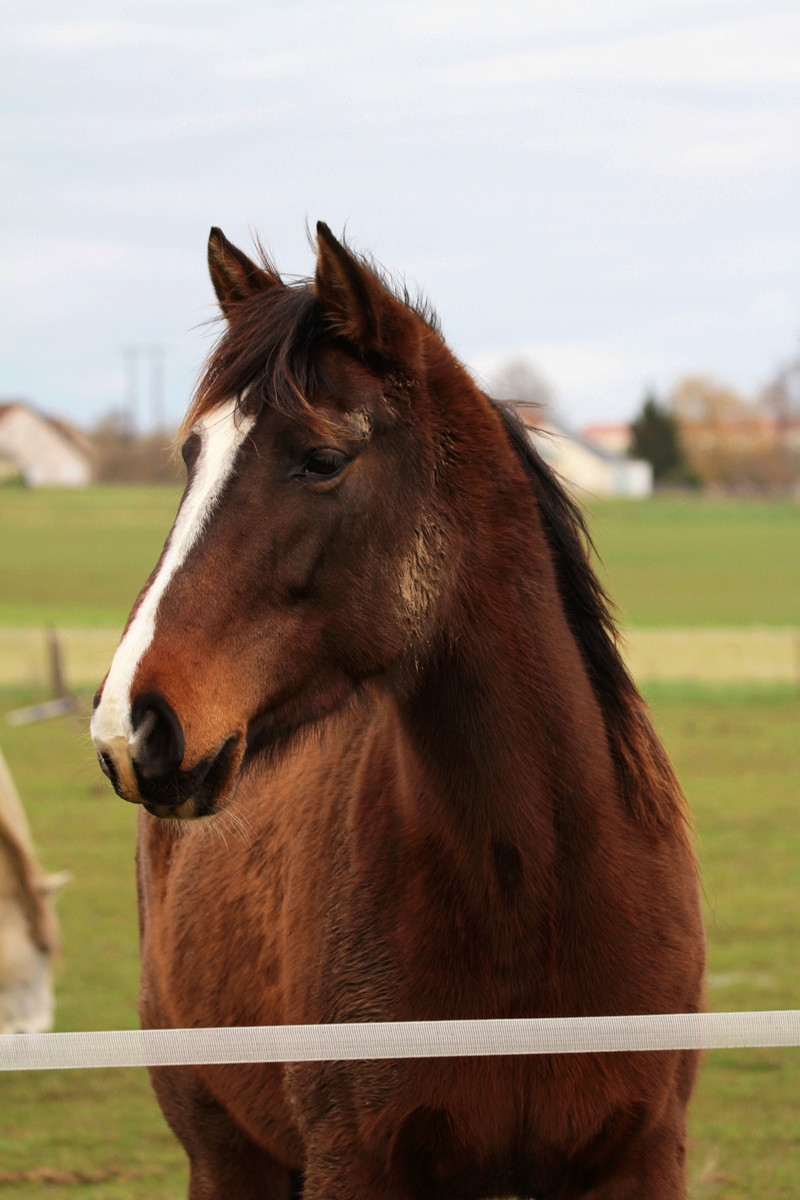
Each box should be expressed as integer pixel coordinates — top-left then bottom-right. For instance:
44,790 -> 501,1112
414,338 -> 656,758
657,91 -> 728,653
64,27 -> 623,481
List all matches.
315,222 -> 421,363
208,227 -> 282,316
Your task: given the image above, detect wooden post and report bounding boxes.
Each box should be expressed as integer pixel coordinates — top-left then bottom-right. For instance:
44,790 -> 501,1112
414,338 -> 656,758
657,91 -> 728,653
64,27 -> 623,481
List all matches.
47,630 -> 65,698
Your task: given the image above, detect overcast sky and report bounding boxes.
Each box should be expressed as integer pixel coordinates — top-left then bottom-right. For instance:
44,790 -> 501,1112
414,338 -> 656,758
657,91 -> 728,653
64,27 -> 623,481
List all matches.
3,0 -> 800,431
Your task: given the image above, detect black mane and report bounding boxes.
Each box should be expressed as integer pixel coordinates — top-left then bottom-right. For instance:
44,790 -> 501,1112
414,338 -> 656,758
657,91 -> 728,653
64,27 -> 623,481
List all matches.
493,400 -> 686,836
184,282 -> 327,439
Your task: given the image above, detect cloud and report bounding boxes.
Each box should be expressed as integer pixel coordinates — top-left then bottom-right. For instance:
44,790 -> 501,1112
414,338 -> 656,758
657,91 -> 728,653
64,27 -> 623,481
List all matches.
213,52 -> 318,81
365,0 -> 751,44
3,0 -> 799,430
2,237 -> 139,291
7,19 -> 170,53
435,11 -> 800,90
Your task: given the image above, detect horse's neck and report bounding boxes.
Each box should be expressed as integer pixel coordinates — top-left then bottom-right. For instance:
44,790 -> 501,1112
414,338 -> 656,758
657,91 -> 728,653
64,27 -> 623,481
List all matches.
395,361 -> 617,850
400,525 -> 617,856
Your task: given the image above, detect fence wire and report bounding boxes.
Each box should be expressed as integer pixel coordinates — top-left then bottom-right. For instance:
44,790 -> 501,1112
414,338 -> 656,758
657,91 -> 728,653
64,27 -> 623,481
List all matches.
2,1011 -> 799,1072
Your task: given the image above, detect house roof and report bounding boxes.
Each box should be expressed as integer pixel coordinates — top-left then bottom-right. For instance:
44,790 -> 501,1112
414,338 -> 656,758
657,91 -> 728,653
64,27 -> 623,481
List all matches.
505,401 -> 632,464
581,422 -> 631,437
0,400 -> 94,462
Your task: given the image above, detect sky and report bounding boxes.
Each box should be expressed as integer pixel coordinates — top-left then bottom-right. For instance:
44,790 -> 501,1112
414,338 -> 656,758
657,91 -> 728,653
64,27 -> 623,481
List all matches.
3,0 -> 800,432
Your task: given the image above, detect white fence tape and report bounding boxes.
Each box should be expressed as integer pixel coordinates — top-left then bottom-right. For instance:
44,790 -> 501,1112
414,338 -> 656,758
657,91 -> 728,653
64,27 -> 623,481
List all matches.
2,1011 -> 798,1072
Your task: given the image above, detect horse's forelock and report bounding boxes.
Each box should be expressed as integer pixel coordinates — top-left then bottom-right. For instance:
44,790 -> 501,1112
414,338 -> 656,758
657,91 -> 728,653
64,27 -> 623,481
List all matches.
179,244 -> 439,450
178,283 -> 328,446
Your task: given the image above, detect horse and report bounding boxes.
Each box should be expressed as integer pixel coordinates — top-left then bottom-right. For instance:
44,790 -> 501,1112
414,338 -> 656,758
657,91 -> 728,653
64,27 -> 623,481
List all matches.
91,222 -> 705,1200
0,748 -> 69,1033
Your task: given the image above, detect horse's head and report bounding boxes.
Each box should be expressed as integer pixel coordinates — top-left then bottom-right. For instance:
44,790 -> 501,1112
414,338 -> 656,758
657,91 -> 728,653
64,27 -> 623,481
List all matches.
91,223 -> 504,819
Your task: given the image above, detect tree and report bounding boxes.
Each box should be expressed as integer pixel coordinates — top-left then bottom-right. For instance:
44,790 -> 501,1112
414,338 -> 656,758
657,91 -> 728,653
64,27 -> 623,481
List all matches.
629,390 -> 689,483
91,411 -> 182,484
671,375 -> 794,491
490,359 -> 555,414
758,345 -> 800,485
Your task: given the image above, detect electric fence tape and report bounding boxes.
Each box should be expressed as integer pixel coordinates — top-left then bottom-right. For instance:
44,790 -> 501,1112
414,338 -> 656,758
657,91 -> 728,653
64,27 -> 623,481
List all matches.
1,1010 -> 799,1072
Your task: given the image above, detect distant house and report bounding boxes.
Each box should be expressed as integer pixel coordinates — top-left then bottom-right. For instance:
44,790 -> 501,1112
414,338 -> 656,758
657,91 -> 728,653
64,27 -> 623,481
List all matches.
580,422 -> 633,456
0,401 -> 93,486
512,404 -> 652,498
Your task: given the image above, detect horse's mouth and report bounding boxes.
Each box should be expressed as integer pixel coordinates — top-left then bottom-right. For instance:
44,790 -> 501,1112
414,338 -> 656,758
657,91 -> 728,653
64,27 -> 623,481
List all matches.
137,734 -> 243,821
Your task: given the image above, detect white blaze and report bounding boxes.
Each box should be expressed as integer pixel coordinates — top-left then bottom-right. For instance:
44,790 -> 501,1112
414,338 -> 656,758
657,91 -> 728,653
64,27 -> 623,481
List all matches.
91,398 -> 255,758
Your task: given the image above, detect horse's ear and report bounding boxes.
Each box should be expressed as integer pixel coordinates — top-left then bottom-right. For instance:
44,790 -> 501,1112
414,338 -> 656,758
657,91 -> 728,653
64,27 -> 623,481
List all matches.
208,227 -> 281,316
315,222 -> 420,362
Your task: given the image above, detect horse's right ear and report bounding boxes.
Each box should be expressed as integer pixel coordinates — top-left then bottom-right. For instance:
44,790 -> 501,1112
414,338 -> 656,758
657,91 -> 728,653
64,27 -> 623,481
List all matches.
315,222 -> 422,365
207,228 -> 281,316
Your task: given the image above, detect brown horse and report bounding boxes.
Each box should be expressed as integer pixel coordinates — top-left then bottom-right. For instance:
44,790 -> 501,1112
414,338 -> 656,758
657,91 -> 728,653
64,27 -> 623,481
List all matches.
91,223 -> 705,1200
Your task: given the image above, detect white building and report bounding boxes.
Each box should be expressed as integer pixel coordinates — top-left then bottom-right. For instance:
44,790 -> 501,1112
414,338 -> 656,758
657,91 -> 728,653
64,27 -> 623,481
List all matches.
0,402 -> 93,486
513,404 -> 652,499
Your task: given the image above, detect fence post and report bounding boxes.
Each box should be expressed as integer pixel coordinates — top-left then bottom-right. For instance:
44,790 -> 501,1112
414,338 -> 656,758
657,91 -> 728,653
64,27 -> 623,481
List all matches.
47,629 -> 65,698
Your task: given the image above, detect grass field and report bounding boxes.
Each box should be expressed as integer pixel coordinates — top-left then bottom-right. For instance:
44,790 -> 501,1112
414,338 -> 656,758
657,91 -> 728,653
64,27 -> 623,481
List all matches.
0,486 -> 797,629
0,487 -> 798,1195
0,487 -> 178,630
0,683 -> 798,1199
584,496 -> 800,628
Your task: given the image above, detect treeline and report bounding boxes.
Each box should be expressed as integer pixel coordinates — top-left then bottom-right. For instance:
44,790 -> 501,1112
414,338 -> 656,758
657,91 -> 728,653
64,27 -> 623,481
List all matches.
91,414 -> 182,484
491,349 -> 800,495
89,350 -> 800,494
632,369 -> 800,493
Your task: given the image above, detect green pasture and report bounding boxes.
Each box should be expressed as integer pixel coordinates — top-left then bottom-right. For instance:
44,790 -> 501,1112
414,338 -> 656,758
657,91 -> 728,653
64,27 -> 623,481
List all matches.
0,487 -> 798,1195
0,487 -> 179,630
585,495 -> 799,628
0,487 -> 797,629
0,684 -> 798,1199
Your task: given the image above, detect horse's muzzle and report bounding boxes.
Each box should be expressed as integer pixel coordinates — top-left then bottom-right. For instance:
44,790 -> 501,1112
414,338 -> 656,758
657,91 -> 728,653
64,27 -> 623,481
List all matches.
93,690 -> 244,820
136,733 -> 242,819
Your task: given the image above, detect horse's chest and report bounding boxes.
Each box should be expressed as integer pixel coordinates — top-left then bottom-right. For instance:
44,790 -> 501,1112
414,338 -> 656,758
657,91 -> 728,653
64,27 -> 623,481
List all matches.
391,1103 -> 566,1200
302,804 -> 550,1021
287,1053 -> 627,1199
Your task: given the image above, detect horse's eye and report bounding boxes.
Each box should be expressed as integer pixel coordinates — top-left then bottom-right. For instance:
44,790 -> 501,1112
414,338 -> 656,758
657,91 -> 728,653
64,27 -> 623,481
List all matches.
181,434 -> 201,471
295,449 -> 348,480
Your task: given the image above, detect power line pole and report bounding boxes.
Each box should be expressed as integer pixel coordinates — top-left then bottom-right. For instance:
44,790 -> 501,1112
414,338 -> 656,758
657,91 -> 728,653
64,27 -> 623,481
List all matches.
121,346 -> 141,436
148,345 -> 166,432
121,344 -> 166,433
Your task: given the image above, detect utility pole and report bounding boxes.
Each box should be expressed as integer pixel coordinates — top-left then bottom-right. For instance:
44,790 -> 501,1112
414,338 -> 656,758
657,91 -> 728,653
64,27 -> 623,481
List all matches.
148,345 -> 166,432
121,344 -> 166,433
121,346 -> 141,436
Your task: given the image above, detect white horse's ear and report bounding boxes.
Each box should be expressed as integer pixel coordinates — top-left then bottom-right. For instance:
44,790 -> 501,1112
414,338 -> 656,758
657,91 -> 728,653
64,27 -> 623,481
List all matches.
208,228 -> 282,317
37,870 -> 71,897
314,222 -> 422,364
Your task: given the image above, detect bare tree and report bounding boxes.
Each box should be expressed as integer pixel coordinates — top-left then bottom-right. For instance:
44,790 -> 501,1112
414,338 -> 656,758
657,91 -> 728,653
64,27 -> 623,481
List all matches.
489,359 -> 555,415
672,374 -> 796,491
758,342 -> 800,482
91,411 -> 182,484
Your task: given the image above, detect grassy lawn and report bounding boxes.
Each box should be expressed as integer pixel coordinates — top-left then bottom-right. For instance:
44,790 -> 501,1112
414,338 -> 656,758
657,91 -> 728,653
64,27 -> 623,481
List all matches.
0,486 -> 797,1195
0,487 -> 797,629
648,686 -> 800,1199
0,683 -> 797,1198
0,685 -> 187,1200
0,487 -> 180,629
586,495 -> 800,628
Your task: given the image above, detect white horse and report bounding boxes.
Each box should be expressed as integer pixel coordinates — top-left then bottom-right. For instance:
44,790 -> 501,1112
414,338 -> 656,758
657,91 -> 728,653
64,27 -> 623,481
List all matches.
0,749 -> 68,1034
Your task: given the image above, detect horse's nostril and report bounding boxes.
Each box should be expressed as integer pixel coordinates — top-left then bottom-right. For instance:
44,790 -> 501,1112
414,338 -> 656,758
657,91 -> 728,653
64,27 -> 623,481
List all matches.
131,692 -> 185,780
97,750 -> 117,786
